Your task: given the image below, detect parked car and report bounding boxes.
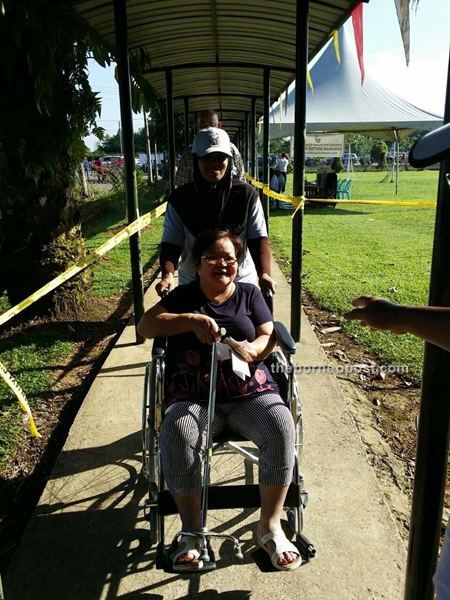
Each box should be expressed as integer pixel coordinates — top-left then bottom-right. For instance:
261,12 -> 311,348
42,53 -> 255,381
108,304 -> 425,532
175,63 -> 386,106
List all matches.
342,153 -> 359,166
98,155 -> 124,166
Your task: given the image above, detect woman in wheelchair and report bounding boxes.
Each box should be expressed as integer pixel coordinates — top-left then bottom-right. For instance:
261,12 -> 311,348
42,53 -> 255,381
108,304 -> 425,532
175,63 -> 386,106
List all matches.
137,229 -> 301,572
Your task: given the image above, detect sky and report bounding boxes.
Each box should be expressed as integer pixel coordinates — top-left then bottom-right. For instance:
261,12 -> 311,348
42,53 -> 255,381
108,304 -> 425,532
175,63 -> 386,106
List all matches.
83,0 -> 449,151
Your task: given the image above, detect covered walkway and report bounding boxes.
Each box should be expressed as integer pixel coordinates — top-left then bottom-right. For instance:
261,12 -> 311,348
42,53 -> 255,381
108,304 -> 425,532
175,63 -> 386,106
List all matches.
4,260 -> 406,599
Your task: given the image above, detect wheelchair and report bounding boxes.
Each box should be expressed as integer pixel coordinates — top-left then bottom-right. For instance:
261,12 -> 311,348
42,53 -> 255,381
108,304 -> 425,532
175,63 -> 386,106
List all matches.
141,315 -> 316,572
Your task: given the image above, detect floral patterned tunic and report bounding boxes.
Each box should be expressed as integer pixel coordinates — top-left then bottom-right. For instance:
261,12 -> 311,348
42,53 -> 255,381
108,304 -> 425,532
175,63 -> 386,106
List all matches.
158,281 -> 279,406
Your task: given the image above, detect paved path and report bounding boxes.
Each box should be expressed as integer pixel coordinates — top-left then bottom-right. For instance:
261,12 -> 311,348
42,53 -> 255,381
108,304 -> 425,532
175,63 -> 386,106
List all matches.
4,261 -> 407,600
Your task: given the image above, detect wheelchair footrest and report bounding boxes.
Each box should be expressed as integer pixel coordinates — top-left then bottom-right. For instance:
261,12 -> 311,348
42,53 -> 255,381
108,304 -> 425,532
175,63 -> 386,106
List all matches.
296,532 -> 316,560
157,483 -> 301,515
158,540 -> 217,573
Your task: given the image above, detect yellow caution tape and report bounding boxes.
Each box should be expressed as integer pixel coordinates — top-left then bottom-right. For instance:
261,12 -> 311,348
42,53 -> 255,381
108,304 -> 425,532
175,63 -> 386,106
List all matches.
0,360 -> 40,437
301,198 -> 437,207
245,176 -> 437,208
0,202 -> 167,328
0,202 -> 167,437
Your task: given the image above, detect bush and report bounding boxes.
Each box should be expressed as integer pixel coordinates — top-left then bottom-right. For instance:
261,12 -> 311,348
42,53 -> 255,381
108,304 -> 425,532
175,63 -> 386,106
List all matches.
370,141 -> 388,164
331,157 -> 344,172
108,166 -> 149,211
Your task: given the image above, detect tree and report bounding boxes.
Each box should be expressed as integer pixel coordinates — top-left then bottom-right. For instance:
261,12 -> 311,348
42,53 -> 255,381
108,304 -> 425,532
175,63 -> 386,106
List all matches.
0,1 -> 155,318
96,133 -> 122,155
345,133 -> 374,161
331,157 -> 344,173
0,1 -> 105,316
371,141 -> 389,170
270,138 -> 290,157
94,106 -> 186,157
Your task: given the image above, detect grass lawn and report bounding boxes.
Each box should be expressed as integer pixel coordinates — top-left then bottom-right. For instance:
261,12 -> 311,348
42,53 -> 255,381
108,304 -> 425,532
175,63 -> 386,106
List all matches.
271,170 -> 440,381
0,185 -> 166,468
290,168 -> 440,203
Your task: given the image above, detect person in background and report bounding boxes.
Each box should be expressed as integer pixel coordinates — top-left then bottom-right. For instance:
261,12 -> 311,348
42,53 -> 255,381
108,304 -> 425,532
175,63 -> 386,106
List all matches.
174,109 -> 245,187
83,157 -> 90,182
344,295 -> 450,599
276,153 -> 289,193
156,127 -> 276,296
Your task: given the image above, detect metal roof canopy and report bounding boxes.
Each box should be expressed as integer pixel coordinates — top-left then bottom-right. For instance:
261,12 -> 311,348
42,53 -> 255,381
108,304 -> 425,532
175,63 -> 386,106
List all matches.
64,0 -> 363,140
62,3 -> 450,600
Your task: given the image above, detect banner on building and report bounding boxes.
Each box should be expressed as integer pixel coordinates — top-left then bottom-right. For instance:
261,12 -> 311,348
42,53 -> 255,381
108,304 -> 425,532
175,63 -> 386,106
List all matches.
305,133 -> 345,157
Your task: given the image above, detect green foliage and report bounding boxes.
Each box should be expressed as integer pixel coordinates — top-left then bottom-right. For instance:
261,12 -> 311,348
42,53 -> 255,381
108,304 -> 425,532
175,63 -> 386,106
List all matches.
0,185 -> 166,468
107,166 -> 149,211
0,0 -> 101,182
269,139 -> 291,156
344,133 -> 373,159
95,106 -> 186,156
370,141 -> 389,163
331,157 -> 344,172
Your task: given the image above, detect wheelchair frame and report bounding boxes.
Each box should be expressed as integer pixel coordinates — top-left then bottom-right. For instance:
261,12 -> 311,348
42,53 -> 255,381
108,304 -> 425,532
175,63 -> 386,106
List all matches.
141,320 -> 316,571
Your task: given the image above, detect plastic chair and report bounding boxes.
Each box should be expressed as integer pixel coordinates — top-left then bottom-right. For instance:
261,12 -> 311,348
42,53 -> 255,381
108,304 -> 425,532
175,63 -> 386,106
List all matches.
336,179 -> 346,195
337,179 -> 352,200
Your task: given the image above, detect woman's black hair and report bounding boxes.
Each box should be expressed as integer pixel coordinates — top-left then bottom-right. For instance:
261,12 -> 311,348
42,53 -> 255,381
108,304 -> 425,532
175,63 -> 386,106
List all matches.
192,229 -> 244,268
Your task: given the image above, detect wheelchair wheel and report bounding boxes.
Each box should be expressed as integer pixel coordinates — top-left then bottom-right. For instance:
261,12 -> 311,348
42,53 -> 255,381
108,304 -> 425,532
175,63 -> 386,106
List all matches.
142,363 -> 151,480
142,357 -> 164,483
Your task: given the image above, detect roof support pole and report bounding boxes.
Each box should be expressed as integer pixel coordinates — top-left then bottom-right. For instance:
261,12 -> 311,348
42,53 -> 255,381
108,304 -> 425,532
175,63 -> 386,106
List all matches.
251,97 -> 257,179
184,97 -> 190,149
143,110 -> 153,185
165,69 -> 176,192
404,52 -> 450,600
262,67 -> 270,226
244,113 -> 249,175
113,0 -> 144,344
290,0 -> 308,342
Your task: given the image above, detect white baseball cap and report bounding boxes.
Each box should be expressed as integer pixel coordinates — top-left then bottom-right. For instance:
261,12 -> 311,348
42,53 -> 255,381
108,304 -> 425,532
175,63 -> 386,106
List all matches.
192,127 -> 232,158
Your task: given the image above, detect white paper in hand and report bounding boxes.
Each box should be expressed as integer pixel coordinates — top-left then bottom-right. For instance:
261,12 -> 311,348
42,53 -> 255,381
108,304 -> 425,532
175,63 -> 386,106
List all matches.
231,350 -> 250,380
216,343 -> 250,380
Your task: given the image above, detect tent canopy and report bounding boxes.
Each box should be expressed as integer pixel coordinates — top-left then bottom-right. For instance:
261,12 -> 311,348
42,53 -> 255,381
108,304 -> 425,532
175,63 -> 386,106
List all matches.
266,26 -> 443,142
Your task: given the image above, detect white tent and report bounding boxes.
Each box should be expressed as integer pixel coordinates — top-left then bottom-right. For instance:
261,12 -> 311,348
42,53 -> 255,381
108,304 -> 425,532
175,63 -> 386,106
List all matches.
265,26 -> 443,142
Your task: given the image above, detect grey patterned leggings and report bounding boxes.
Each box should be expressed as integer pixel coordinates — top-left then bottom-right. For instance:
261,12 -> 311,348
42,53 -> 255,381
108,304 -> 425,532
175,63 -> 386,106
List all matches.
159,394 -> 295,496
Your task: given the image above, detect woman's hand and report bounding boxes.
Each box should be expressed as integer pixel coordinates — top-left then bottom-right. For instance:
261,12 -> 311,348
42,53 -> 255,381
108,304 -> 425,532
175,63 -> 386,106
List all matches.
238,340 -> 258,361
190,314 -> 221,344
156,273 -> 175,297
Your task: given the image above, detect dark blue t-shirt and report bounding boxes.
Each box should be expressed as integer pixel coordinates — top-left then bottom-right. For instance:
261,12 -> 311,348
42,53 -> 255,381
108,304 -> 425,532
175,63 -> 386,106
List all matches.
159,281 -> 279,404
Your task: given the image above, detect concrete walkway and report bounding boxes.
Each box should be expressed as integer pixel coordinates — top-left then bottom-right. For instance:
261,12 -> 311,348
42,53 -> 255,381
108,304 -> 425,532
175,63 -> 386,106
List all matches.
4,261 -> 407,600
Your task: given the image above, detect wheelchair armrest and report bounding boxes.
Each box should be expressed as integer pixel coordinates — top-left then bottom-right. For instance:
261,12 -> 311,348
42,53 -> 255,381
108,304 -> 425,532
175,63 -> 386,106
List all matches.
152,337 -> 167,359
273,321 -> 297,355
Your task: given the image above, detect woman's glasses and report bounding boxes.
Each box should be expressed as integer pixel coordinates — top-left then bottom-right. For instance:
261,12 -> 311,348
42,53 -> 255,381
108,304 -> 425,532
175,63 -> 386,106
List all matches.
201,255 -> 238,266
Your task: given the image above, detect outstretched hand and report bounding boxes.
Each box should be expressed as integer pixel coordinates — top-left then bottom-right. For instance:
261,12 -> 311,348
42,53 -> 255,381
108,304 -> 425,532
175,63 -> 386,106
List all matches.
343,296 -> 407,334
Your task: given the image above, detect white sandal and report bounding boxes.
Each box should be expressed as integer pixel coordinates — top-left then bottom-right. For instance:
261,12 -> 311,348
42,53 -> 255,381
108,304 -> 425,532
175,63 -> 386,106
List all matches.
257,529 -> 302,571
171,535 -> 203,572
